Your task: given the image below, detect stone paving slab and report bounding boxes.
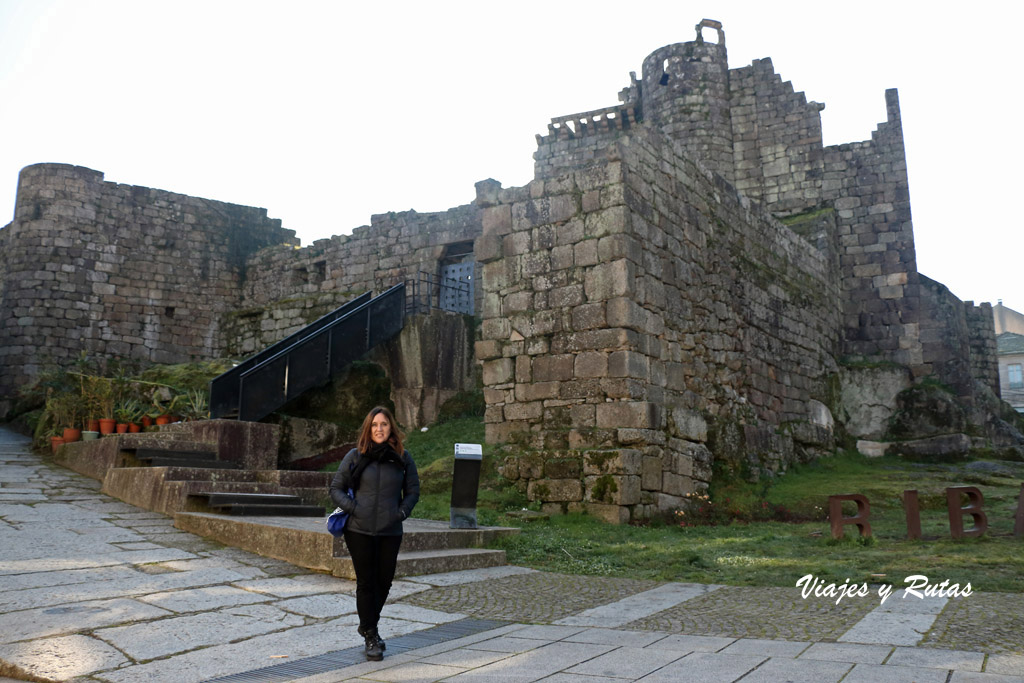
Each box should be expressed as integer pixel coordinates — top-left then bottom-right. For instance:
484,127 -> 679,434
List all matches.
737,656 -> 854,682
1,597 -> 171,644
798,641 -> 893,664
136,584 -> 274,612
564,645 -> 686,678
636,651 -> 767,682
96,603 -> 307,660
0,633 -> 129,681
555,581 -> 720,628
841,662 -> 950,683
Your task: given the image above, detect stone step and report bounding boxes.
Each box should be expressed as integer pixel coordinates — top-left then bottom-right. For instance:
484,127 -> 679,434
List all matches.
172,513 -> 520,579
117,436 -> 216,452
103,467 -> 332,516
209,503 -> 325,516
197,492 -> 310,507
331,521 -> 520,557
135,447 -> 218,459
331,548 -> 508,580
135,456 -> 238,469
189,491 -> 325,517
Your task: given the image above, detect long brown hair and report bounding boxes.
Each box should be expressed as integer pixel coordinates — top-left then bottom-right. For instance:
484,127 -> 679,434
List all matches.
356,406 -> 404,455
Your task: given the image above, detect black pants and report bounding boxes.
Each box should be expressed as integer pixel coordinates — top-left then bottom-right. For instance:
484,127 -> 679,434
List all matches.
343,530 -> 403,631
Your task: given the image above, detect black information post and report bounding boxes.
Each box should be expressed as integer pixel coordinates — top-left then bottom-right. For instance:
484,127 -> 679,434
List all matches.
450,443 -> 482,529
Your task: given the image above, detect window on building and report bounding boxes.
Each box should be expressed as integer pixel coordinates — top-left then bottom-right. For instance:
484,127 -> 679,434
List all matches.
1010,364 -> 1023,389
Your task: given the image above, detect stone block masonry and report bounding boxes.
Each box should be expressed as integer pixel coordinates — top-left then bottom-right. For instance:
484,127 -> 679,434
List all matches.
0,164 -> 297,411
481,124 -> 840,521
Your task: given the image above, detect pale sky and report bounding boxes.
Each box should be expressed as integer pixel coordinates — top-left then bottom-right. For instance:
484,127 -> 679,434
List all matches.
2,1 -> 1021,312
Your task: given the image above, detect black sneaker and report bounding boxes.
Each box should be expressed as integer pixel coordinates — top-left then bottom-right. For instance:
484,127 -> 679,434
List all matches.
363,634 -> 383,661
358,625 -> 386,651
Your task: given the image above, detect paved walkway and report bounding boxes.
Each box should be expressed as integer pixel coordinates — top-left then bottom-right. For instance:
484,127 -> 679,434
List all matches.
2,426 -> 1023,682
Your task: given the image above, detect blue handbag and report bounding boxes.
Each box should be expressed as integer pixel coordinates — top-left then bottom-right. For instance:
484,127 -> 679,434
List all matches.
326,454 -> 371,537
326,492 -> 353,537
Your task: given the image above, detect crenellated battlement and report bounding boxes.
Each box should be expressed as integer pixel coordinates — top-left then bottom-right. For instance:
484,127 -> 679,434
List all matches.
536,103 -> 640,145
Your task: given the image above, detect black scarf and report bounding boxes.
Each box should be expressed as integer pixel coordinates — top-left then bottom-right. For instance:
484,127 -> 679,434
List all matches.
365,441 -> 402,466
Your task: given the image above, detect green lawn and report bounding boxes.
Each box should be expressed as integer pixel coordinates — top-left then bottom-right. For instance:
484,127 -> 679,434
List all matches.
337,418 -> 1024,592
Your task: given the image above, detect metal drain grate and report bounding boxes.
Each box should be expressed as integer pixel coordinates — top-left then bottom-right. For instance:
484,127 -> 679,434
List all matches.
204,618 -> 509,683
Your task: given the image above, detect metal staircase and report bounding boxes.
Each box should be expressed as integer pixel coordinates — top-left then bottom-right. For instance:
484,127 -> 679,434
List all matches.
209,284 -> 407,422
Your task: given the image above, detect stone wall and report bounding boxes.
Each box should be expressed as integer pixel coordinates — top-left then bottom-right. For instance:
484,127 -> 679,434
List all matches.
230,205 -> 483,353
729,58 -> 826,216
0,164 -> 297,414
916,276 -> 999,399
966,301 -> 999,395
478,125 -> 840,521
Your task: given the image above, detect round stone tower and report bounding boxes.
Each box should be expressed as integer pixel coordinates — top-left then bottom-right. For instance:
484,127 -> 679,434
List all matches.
640,19 -> 734,184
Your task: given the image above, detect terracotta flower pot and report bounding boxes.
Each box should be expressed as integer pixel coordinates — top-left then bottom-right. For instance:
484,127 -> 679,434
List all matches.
141,416 -> 152,427
128,423 -> 141,433
98,418 -> 116,435
87,419 -> 100,432
116,423 -> 129,434
51,436 -> 66,453
155,415 -> 171,426
62,427 -> 81,443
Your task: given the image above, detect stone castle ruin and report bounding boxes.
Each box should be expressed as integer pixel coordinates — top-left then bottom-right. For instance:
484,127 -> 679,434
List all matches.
0,21 -> 1015,522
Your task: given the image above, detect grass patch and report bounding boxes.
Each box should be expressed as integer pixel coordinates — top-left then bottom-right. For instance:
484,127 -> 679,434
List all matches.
490,451 -> 1024,592
326,424 -> 1024,592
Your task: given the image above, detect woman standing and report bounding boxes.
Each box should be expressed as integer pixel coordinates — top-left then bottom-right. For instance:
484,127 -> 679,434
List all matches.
330,406 -> 419,661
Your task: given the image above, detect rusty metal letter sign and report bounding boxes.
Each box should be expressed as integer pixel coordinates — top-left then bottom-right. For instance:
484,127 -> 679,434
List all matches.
946,486 -> 988,539
903,490 -> 922,540
832,486 -> 1012,540
828,494 -> 871,539
1016,484 -> 1024,539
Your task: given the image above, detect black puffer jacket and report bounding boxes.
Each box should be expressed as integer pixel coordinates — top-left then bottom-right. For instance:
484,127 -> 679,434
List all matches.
329,447 -> 419,536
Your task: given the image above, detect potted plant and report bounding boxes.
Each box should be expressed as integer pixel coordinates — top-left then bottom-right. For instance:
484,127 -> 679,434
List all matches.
92,378 -> 116,435
151,396 -> 172,425
47,393 -> 83,443
115,399 -> 144,433
171,389 -> 209,422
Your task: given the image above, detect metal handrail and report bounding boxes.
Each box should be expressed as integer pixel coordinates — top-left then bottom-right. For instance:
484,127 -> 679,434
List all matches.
209,292 -> 372,418
234,283 -> 406,422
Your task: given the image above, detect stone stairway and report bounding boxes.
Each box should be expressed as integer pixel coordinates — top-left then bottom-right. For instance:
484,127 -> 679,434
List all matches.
103,460 -> 332,517
53,419 -> 520,577
331,519 -> 515,578
189,491 -> 324,516
122,442 -> 240,469
172,514 -> 517,580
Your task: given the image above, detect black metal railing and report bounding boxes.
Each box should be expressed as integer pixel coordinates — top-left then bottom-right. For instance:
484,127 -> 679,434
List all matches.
210,285 -> 405,422
209,291 -> 372,419
406,271 -> 472,316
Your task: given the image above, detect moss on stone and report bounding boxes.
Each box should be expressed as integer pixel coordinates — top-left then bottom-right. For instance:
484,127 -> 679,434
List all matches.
591,473 -> 618,503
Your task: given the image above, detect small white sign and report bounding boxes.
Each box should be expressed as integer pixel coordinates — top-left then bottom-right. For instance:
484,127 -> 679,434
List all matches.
454,443 -> 483,459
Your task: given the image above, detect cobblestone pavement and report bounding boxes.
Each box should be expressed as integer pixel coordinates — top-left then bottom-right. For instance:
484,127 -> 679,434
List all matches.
3,426 -> 1024,682
921,591 -> 1024,654
402,573 -> 662,623
619,585 -> 878,641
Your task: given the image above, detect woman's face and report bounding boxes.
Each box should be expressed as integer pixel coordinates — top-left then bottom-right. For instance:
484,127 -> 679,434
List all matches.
370,413 -> 391,444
